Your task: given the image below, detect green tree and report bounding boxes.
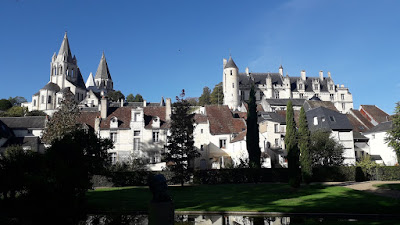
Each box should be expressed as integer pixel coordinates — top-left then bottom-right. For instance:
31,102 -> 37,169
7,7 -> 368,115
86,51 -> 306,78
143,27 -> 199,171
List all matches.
42,92 -> 79,144
309,130 -> 344,167
298,107 -> 312,184
210,82 -> 224,105
164,90 -> 200,186
25,110 -> 47,116
134,94 -> 144,102
386,102 -> 400,163
0,99 -> 12,111
246,85 -> 261,168
107,90 -> 125,102
6,106 -> 27,117
8,96 -> 27,106
285,100 -> 300,188
126,93 -> 135,102
186,97 -> 199,106
198,86 -> 211,106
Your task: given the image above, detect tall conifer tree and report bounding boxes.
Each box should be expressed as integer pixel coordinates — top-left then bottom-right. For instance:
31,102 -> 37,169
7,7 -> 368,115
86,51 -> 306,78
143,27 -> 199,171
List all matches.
246,85 -> 261,168
285,101 -> 300,187
386,102 -> 400,163
298,106 -> 312,183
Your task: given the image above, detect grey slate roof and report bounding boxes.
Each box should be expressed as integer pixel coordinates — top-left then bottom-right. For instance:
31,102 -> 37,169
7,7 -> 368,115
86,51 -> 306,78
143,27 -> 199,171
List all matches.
41,82 -> 61,92
264,98 -> 305,106
58,32 -> 73,63
258,112 -> 286,124
0,116 -> 46,129
0,120 -> 13,139
94,53 -> 112,80
363,121 -> 393,134
224,57 -> 238,69
306,107 -> 352,131
126,102 -> 145,108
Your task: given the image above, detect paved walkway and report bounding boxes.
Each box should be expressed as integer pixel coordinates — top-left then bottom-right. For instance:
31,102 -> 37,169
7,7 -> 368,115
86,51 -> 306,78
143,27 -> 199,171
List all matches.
321,181 -> 400,199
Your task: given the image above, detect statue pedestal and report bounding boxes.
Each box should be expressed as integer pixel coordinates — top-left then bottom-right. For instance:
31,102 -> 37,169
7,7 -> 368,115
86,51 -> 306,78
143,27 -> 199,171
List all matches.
148,201 -> 174,225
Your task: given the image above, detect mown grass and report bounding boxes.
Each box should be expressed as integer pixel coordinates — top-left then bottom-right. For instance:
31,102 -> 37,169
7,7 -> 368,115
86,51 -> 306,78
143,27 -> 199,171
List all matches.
374,183 -> 400,191
86,183 -> 400,214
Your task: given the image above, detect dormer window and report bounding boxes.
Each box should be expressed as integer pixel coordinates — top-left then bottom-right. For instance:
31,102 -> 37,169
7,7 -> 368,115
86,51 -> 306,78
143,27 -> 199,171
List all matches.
329,116 -> 336,122
314,84 -> 319,90
299,84 -> 303,89
330,85 -> 334,91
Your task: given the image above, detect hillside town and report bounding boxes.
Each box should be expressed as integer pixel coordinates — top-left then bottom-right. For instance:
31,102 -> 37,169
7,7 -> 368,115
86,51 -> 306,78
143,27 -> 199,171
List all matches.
0,33 -> 397,171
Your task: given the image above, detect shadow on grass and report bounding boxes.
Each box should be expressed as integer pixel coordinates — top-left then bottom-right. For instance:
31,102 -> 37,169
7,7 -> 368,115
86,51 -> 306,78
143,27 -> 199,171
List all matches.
86,183 -> 400,215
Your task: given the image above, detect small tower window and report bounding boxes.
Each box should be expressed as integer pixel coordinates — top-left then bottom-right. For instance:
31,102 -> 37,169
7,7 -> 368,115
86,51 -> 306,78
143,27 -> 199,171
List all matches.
41,95 -> 44,104
48,96 -> 52,104
232,83 -> 234,88
33,100 -> 36,106
299,84 -> 303,89
230,70 -> 232,75
53,67 -> 57,75
60,66 -> 63,75
314,84 -> 318,90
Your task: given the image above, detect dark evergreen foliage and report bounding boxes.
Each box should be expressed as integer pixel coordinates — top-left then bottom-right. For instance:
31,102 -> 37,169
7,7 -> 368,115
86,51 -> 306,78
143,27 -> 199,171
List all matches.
210,82 -> 224,105
385,102 -> 400,163
0,99 -> 12,111
285,100 -> 301,188
298,106 -> 312,184
107,90 -> 125,102
198,86 -> 211,106
164,90 -> 200,186
246,85 -> 261,168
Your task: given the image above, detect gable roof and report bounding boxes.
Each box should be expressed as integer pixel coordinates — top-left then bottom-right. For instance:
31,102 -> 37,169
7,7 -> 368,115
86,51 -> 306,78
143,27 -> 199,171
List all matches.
143,106 -> 169,129
231,130 -> 246,143
348,109 -> 374,132
78,107 -> 131,130
206,105 -> 246,135
194,114 -> 208,124
276,110 -> 301,127
0,116 -> 46,129
363,121 -> 393,134
86,72 -> 95,88
258,112 -> 286,124
360,105 -> 391,124
41,82 -> 61,92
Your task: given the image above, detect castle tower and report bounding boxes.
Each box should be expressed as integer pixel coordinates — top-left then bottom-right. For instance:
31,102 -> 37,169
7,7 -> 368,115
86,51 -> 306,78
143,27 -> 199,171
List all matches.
223,57 -> 240,110
50,32 -> 78,89
94,52 -> 113,95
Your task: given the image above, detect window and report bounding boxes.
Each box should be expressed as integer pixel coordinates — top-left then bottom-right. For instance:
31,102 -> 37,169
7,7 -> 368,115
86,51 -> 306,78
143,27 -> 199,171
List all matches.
230,70 -> 232,75
314,94 -> 319,98
153,131 -> 159,142
275,138 -> 279,147
313,117 -> 318,125
47,96 -> 52,104
58,98 -> 62,104
330,85 -> 334,91
134,113 -> 140,121
275,91 -> 279,99
314,84 -> 319,90
33,100 -> 36,106
240,90 -> 245,100
274,124 -> 279,133
330,94 -> 334,101
134,130 -> 140,136
133,138 -> 140,150
110,132 -> 117,143
329,116 -> 336,122
219,139 -> 226,148
341,94 -> 345,100
200,145 -> 204,151
232,83 -> 234,88
321,117 -> 326,122
342,103 -> 345,110
200,129 -> 203,134
299,84 -> 303,89
299,93 -> 304,99
41,95 -> 44,104
53,67 -> 57,75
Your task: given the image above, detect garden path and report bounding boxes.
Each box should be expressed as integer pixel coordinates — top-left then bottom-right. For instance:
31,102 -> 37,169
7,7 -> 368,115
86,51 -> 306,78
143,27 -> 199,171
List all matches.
322,181 -> 400,199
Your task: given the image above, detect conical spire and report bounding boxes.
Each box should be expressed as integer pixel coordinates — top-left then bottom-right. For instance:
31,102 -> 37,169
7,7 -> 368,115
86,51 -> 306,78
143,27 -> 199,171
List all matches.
85,72 -> 95,88
58,32 -> 72,58
94,52 -> 112,80
224,56 -> 238,69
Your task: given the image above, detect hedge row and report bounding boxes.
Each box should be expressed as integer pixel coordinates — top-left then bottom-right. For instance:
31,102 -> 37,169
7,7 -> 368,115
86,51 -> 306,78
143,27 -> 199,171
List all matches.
92,166 -> 400,187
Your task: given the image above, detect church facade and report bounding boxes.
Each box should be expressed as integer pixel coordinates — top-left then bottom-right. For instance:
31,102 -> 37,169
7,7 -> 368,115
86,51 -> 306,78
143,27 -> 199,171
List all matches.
222,57 -> 354,113
23,33 -> 114,115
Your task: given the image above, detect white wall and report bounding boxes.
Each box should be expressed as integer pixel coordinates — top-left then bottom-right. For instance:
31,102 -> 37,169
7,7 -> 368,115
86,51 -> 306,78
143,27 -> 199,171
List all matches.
365,131 -> 398,166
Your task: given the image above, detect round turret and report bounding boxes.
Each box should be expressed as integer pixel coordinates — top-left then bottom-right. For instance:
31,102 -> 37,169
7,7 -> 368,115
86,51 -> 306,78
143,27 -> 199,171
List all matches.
223,57 -> 240,110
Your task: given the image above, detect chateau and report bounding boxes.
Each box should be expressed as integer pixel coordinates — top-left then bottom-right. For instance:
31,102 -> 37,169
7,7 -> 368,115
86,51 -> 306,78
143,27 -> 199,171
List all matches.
23,33 -> 114,115
222,57 -> 354,113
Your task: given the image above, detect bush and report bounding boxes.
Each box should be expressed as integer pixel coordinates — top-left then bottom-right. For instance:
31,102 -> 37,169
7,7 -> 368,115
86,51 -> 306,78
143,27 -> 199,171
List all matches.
375,166 -> 400,180
193,169 -> 288,184
311,166 -> 356,182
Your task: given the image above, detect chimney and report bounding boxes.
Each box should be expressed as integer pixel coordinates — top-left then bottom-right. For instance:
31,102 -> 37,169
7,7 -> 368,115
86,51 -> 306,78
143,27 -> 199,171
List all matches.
120,98 -> 124,107
328,71 -> 331,78
101,96 -> 108,119
143,100 -> 147,107
301,70 -> 306,81
223,58 -> 227,68
279,65 -> 283,76
245,67 -> 249,75
166,98 -> 172,122
94,116 -> 101,134
319,70 -> 323,80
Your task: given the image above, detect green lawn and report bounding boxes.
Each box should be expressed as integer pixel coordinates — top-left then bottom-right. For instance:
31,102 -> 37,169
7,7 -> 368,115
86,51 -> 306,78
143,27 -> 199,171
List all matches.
374,183 -> 400,191
86,183 -> 400,214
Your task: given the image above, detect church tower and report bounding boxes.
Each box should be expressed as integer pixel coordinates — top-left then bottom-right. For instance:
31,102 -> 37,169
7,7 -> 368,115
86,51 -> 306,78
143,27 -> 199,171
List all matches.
50,32 -> 78,89
223,57 -> 240,110
94,52 -> 113,95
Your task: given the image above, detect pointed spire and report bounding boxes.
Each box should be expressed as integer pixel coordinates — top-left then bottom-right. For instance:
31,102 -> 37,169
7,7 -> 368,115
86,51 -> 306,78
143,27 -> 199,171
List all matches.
224,56 -> 238,69
86,72 -> 95,88
58,32 -> 72,57
95,52 -> 112,80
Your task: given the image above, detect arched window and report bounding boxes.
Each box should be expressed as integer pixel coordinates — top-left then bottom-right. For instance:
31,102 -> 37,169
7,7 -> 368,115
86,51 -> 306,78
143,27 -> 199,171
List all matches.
33,100 -> 36,106
53,67 -> 57,75
71,69 -> 74,78
48,96 -> 52,104
59,66 -> 63,75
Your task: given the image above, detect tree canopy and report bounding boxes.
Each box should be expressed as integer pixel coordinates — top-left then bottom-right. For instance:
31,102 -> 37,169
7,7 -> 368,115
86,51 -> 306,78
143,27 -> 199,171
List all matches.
8,96 -> 27,106
246,85 -> 261,168
386,102 -> 400,163
198,86 -> 211,106
0,99 -> 12,111
285,100 -> 300,188
164,90 -> 200,186
107,90 -> 125,102
210,82 -> 223,105
309,130 -> 344,167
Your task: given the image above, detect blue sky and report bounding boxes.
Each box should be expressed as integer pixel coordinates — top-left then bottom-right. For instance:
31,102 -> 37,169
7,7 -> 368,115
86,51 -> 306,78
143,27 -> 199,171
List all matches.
1,0 -> 399,113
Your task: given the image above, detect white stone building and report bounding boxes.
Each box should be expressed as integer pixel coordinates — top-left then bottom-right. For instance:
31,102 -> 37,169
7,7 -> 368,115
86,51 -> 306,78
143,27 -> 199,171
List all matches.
222,57 -> 353,113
